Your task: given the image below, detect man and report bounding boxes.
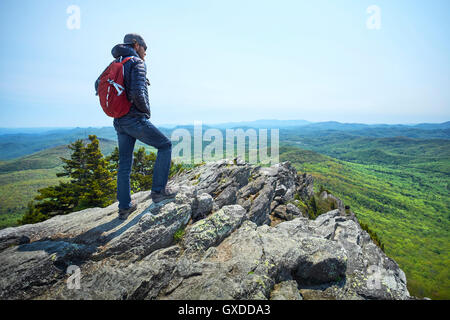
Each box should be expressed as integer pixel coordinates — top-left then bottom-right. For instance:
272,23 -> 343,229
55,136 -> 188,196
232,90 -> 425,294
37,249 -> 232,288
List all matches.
96,34 -> 177,220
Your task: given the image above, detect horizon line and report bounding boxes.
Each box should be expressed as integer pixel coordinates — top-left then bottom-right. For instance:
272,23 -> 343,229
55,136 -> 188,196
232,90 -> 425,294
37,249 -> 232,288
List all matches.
1,119 -> 449,129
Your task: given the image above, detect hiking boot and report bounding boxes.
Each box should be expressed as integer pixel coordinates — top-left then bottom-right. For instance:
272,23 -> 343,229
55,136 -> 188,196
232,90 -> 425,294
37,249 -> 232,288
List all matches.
118,201 -> 137,220
151,186 -> 179,203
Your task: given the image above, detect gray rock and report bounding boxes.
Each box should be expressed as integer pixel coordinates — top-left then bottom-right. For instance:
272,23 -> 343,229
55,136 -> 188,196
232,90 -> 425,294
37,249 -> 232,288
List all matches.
273,205 -> 287,219
286,203 -> 303,217
192,193 -> 214,221
0,158 -> 411,300
98,201 -> 191,259
183,205 -> 247,256
270,280 -> 303,300
0,240 -> 95,299
246,184 -> 275,226
293,238 -> 347,285
39,245 -> 181,300
273,203 -> 304,221
297,173 -> 314,200
215,185 -> 238,208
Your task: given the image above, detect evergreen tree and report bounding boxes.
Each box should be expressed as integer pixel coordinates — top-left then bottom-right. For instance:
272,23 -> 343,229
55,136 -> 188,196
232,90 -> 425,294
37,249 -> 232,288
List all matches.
36,181 -> 78,215
131,147 -> 156,192
18,201 -> 46,225
19,135 -> 116,225
76,135 -> 116,209
105,146 -> 119,176
57,139 -> 87,183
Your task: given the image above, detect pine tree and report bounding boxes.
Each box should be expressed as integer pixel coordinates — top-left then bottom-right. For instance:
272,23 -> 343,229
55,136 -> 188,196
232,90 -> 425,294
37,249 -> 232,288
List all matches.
19,135 -> 116,225
131,147 -> 156,192
36,181 -> 78,215
76,135 -> 116,210
55,139 -> 87,206
105,146 -> 119,176
57,139 -> 87,183
18,201 -> 46,225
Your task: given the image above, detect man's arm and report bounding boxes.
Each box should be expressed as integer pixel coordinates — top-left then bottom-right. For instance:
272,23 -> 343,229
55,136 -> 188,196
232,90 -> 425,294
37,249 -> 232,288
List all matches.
129,59 -> 150,115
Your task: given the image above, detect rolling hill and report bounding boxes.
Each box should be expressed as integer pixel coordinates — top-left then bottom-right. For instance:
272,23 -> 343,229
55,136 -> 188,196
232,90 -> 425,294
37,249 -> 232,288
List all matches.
0,138 -> 119,228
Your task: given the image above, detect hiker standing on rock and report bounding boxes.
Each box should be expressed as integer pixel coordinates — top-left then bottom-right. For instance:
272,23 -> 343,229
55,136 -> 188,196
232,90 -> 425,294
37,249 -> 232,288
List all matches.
95,34 -> 177,220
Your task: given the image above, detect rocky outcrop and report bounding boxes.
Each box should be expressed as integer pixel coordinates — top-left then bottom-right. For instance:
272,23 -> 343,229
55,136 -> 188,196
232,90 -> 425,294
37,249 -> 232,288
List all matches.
0,158 -> 411,300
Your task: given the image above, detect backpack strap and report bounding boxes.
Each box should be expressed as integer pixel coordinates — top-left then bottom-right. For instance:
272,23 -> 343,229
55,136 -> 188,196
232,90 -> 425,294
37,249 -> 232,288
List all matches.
119,56 -> 133,65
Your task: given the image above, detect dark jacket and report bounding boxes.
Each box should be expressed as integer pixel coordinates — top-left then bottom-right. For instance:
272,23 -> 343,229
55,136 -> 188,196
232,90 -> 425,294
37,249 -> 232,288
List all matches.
95,44 -> 150,119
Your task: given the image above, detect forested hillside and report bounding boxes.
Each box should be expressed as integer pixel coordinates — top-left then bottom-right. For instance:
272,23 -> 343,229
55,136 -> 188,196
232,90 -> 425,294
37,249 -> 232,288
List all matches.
0,122 -> 448,299
0,139 -> 118,227
279,142 -> 449,300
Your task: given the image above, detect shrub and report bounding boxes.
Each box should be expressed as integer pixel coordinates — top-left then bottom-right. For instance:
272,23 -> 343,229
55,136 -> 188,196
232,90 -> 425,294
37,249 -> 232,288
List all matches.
173,226 -> 186,243
360,221 -> 385,252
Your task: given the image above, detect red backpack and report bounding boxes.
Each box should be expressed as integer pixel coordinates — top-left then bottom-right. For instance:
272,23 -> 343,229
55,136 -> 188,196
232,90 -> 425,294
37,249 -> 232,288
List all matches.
97,57 -> 133,118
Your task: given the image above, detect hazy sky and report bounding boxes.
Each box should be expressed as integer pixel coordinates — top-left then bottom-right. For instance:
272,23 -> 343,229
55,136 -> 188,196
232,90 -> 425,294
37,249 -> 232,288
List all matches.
0,0 -> 449,127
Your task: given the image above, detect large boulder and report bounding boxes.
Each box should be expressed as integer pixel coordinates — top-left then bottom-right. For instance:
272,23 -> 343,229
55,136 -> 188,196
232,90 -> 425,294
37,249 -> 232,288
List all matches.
0,158 -> 411,300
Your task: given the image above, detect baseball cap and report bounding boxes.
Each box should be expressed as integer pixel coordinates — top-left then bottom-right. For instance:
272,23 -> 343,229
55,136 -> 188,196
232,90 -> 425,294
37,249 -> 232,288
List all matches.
123,33 -> 147,51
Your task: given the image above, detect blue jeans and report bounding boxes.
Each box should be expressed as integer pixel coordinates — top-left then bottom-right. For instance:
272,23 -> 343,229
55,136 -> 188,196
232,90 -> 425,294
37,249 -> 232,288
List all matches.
113,114 -> 172,210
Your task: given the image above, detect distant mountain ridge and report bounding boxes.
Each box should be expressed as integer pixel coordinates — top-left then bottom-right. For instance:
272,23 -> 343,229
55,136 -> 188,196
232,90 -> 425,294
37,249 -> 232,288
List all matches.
2,120 -> 448,135
0,120 -> 448,161
202,119 -> 311,129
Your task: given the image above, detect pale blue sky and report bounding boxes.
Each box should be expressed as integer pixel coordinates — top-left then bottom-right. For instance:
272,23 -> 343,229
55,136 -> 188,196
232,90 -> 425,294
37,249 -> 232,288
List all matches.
0,0 -> 449,127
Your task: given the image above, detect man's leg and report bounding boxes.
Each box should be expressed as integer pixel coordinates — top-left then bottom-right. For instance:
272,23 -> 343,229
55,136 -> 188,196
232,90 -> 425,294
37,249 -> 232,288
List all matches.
116,130 -> 137,209
152,142 -> 172,193
135,120 -> 172,193
119,117 -> 172,193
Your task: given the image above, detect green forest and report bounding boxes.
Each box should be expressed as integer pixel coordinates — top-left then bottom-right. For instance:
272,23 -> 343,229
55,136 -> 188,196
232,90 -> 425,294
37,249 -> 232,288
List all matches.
0,123 -> 448,300
279,141 -> 449,300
